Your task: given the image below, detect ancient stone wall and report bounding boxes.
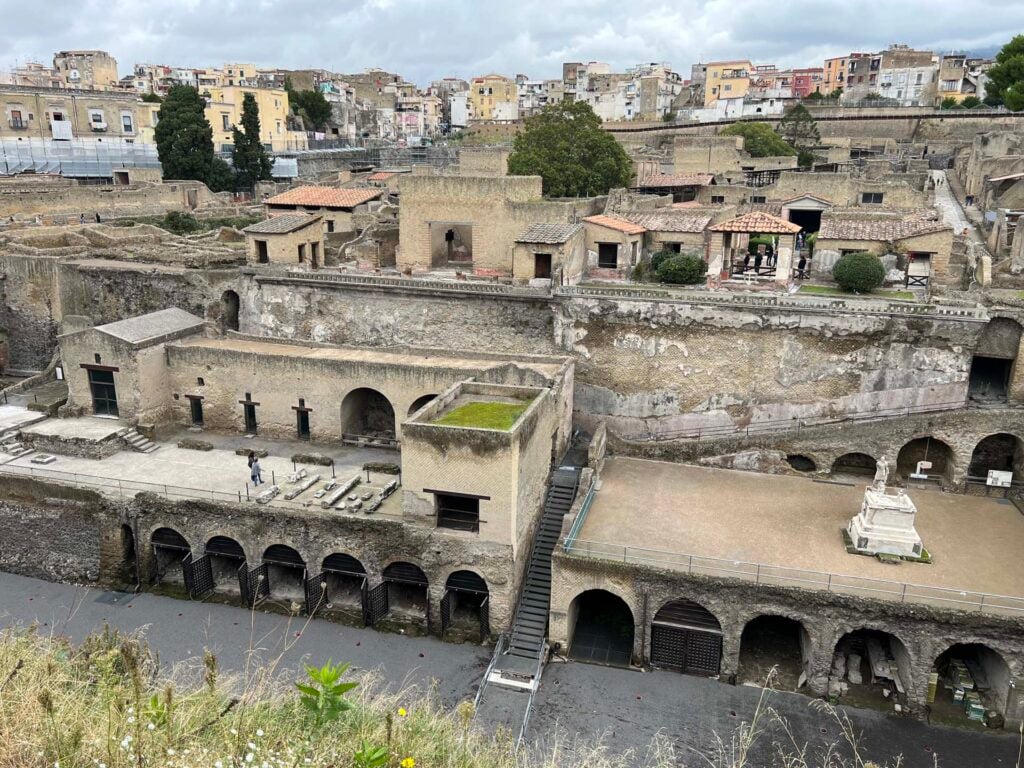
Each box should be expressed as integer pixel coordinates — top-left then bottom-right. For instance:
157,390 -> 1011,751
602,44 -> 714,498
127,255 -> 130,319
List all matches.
549,550 -> 1024,720
0,253 -> 61,370
0,181 -> 219,221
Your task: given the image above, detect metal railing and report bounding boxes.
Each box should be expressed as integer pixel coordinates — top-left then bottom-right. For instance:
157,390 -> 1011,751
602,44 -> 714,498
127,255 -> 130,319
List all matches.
262,269 -> 549,297
0,463 -> 245,504
562,538 -> 1024,617
621,398 -> 972,443
554,284 -> 987,320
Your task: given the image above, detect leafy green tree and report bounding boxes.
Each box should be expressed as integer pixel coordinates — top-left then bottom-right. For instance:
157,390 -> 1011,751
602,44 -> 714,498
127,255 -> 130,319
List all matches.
141,92 -> 162,103
778,104 -> 819,167
295,89 -> 333,129
961,95 -> 982,109
655,253 -> 706,284
828,87 -> 843,100
984,35 -> 1024,110
154,85 -> 233,191
231,92 -> 272,191
720,122 -> 797,158
507,101 -> 632,197
833,252 -> 886,293
939,96 -> 961,109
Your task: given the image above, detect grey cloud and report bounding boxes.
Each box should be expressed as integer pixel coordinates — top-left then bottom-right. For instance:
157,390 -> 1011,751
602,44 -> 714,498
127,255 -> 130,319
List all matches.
1,0 -> 1022,85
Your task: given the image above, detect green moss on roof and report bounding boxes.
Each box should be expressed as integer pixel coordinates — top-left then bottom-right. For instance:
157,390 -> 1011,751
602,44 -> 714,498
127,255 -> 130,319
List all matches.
432,401 -> 528,430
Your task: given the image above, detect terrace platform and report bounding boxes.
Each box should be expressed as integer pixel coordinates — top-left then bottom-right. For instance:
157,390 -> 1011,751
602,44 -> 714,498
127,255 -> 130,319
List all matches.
577,458 -> 1024,601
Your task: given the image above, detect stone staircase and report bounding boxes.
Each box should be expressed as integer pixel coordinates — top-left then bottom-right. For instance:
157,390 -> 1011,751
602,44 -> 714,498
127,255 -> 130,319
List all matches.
0,433 -> 31,458
120,427 -> 159,454
489,467 -> 580,689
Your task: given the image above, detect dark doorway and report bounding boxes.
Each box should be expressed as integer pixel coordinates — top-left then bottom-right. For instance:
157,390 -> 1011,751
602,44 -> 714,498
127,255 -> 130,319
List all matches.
436,493 -> 481,532
968,433 -> 1023,480
568,589 -> 634,666
597,243 -> 618,269
88,368 -> 119,416
243,403 -> 258,434
833,629 -> 912,707
262,544 -> 306,602
650,598 -> 722,676
189,397 -> 204,426
256,240 -> 269,263
340,388 -> 396,441
897,436 -> 955,484
206,536 -> 246,593
321,553 -> 367,619
832,452 -> 877,477
968,356 -> 1012,402
442,570 -> 490,641
296,410 -> 310,440
786,454 -> 817,472
738,615 -> 809,690
221,290 -> 240,331
787,209 -> 822,233
383,562 -> 429,621
151,527 -> 190,584
534,252 -> 552,279
407,394 -> 437,416
933,643 -> 1012,722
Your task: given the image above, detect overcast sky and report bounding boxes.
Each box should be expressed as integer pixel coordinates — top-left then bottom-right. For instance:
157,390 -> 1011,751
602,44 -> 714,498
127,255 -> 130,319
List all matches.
2,0 -> 1022,86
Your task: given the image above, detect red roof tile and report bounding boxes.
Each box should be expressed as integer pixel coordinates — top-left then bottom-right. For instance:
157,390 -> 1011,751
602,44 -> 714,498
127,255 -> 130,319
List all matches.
582,215 -> 647,235
266,186 -> 383,209
709,211 -> 802,234
367,171 -> 396,181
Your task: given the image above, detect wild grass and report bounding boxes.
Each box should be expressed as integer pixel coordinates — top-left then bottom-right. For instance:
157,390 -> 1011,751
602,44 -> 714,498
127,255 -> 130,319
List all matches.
432,401 -> 528,430
0,627 -> 994,768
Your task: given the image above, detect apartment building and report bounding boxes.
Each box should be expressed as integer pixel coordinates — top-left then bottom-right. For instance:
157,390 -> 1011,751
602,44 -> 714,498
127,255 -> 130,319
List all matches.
0,85 -> 149,143
204,86 -> 305,152
52,50 -> 119,91
469,74 -> 518,121
704,60 -> 753,106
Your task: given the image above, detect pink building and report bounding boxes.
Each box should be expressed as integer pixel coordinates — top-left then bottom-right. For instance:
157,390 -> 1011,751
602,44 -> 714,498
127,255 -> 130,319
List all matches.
792,68 -> 824,98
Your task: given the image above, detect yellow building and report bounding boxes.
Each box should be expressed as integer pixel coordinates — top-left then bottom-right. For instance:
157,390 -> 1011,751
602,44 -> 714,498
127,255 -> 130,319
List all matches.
52,50 -> 119,91
0,85 -> 149,143
222,63 -> 258,87
703,60 -> 753,106
204,86 -> 305,152
822,56 -> 848,95
468,74 -> 517,120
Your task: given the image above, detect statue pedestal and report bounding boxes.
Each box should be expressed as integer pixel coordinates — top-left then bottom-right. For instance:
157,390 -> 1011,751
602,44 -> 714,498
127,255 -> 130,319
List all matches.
847,486 -> 924,558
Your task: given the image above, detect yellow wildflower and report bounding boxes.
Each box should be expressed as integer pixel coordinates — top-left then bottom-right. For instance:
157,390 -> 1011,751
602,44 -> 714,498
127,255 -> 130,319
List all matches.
398,707 -> 407,717
400,758 -> 415,768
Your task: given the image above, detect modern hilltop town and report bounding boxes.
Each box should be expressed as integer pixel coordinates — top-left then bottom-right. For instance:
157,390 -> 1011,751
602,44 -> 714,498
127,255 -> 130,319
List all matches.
2,21 -> 1024,768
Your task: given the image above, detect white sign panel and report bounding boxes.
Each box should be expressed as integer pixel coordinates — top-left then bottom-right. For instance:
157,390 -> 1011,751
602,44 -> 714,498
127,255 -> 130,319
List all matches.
987,469 -> 1012,488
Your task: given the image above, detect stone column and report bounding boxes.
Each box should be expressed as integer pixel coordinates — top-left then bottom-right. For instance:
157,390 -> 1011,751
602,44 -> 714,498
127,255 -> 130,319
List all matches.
707,232 -> 725,287
1008,335 -> 1024,404
775,234 -> 795,287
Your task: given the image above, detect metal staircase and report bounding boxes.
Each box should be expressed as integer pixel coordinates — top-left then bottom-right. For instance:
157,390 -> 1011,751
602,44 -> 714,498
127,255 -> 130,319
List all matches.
490,467 -> 580,688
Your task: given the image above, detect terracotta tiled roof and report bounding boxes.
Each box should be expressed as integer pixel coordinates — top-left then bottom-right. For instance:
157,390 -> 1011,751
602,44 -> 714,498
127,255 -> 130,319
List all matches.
517,222 -> 583,243
582,214 -> 646,235
243,213 -> 320,234
625,212 -> 712,233
818,212 -> 951,241
709,211 -> 801,234
266,186 -> 383,209
367,171 -> 396,181
635,173 -> 714,188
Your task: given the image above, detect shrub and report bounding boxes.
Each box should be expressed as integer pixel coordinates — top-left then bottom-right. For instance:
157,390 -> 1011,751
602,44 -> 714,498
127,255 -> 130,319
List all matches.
747,235 -> 775,255
649,250 -> 676,271
806,232 -> 818,255
832,251 -> 886,293
160,211 -> 202,235
656,253 -> 705,284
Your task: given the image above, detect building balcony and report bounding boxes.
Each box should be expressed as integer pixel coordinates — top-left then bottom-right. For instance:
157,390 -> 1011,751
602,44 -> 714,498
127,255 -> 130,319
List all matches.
7,118 -> 27,130
90,122 -> 108,132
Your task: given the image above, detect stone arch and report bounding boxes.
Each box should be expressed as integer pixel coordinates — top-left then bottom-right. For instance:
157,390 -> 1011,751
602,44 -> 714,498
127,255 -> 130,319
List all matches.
443,570 -> 490,641
407,393 -> 439,417
205,535 -> 247,594
832,627 -> 914,707
568,589 -> 635,667
650,597 -> 723,676
221,289 -> 240,332
340,387 -> 397,442
932,642 -> 1014,721
150,526 -> 191,585
786,454 -> 817,473
831,452 -> 877,478
897,436 -> 956,484
261,544 -> 307,603
382,561 -> 430,619
737,614 -> 813,690
967,432 -> 1024,481
320,552 -> 368,615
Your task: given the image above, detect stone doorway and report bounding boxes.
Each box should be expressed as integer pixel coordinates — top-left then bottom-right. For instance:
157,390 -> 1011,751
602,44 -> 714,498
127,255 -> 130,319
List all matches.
568,589 -> 634,667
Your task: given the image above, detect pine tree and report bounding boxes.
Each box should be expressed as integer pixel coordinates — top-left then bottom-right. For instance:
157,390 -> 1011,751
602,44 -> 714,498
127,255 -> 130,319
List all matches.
985,35 -> 1024,110
154,85 -> 232,190
231,93 -> 273,192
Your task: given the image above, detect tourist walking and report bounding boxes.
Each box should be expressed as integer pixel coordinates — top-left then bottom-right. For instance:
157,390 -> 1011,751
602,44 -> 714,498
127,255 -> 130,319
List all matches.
248,452 -> 263,486
797,255 -> 807,280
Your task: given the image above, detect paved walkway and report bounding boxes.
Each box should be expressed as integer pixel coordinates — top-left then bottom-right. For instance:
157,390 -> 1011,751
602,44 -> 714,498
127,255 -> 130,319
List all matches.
931,170 -> 972,234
